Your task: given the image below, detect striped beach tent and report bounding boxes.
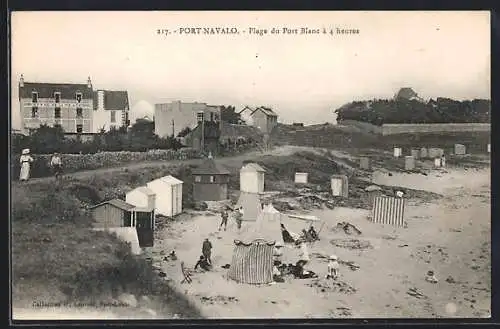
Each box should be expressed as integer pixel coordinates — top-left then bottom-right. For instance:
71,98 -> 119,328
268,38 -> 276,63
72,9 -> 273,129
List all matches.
227,239 -> 274,284
370,196 -> 406,227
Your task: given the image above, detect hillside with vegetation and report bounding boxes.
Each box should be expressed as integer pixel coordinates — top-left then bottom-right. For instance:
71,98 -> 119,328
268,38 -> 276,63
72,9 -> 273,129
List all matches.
334,98 -> 490,126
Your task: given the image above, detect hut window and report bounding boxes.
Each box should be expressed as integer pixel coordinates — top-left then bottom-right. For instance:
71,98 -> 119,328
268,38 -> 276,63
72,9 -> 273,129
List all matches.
76,92 -> 82,103
195,175 -> 201,183
209,176 -> 215,183
32,91 -> 38,103
54,92 -> 61,103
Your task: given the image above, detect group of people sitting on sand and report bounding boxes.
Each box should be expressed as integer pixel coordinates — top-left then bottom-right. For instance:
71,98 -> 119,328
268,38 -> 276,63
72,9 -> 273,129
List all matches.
280,223 -> 319,244
271,234 -> 340,283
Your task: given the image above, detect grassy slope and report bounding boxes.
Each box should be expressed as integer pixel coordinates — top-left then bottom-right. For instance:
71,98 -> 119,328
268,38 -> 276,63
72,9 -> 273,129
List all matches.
271,123 -> 490,154
11,181 -> 203,318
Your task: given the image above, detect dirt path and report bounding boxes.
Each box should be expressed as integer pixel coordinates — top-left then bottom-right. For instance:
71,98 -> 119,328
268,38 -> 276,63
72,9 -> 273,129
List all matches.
14,146 -> 316,186
149,167 -> 490,319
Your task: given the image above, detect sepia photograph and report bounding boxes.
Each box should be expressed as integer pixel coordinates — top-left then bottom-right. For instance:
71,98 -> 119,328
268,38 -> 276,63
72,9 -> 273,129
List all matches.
10,11 -> 491,320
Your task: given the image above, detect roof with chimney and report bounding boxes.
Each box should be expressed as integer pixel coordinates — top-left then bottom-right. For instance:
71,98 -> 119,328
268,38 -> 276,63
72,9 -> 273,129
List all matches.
251,106 -> 278,117
19,82 -> 93,99
92,90 -> 130,111
103,90 -> 129,110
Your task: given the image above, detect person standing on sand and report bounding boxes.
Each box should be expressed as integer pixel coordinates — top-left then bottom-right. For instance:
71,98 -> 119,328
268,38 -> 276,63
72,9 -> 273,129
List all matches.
202,238 -> 213,265
326,255 -> 339,280
235,206 -> 244,231
219,208 -> 229,231
19,149 -> 34,182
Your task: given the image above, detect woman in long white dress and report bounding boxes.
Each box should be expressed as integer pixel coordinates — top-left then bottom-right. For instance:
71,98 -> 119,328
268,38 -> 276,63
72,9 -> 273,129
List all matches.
19,148 -> 34,181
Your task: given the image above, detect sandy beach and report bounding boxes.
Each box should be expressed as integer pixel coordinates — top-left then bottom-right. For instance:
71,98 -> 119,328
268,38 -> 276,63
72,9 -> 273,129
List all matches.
149,166 -> 490,319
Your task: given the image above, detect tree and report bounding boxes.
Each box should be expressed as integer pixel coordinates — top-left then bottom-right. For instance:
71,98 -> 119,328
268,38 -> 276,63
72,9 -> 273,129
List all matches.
220,105 -> 241,124
29,124 -> 66,153
177,127 -> 192,138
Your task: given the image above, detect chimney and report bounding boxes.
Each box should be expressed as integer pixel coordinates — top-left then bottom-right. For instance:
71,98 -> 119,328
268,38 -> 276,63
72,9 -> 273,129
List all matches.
19,74 -> 24,87
87,76 -> 92,88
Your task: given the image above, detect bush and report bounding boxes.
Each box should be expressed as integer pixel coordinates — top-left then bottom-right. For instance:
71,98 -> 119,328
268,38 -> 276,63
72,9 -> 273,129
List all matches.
11,121 -> 185,155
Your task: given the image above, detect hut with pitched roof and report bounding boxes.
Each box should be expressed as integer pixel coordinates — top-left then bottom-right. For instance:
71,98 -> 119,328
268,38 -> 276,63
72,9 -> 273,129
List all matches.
192,157 -> 231,201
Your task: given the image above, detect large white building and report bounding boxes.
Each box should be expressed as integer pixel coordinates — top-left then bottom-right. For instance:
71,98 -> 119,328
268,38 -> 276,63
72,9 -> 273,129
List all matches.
18,75 -> 130,138
154,101 -> 221,138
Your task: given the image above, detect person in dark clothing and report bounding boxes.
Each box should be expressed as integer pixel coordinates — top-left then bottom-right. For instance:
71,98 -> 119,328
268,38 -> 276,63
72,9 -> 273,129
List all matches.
219,209 -> 229,231
308,225 -> 319,241
302,229 -> 314,242
202,238 -> 213,265
292,260 -> 318,279
273,261 -> 285,283
194,255 -> 211,271
281,223 -> 295,243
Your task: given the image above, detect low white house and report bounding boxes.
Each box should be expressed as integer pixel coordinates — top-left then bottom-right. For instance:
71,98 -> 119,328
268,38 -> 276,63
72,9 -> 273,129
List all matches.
146,175 -> 183,217
240,163 -> 266,194
125,186 -> 156,210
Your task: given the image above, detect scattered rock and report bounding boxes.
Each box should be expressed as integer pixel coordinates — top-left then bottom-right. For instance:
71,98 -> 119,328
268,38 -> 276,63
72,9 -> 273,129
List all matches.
332,221 -> 362,236
446,276 -> 456,284
364,185 -> 382,192
330,238 -> 373,250
199,295 -> 239,304
407,287 -> 427,299
308,279 -> 356,294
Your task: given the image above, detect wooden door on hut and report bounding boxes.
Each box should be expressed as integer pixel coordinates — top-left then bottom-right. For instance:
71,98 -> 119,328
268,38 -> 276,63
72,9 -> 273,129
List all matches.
134,208 -> 154,247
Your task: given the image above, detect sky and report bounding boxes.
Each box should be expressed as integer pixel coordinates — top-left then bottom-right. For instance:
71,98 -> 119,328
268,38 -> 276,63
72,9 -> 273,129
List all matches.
10,11 -> 490,128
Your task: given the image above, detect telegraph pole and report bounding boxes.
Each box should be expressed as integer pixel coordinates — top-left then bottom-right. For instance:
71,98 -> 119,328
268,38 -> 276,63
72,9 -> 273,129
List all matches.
197,111 -> 205,155
172,119 -> 175,138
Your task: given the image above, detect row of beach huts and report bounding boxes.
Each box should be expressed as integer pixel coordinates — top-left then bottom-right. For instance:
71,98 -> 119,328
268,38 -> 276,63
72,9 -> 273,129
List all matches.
87,156 -> 352,254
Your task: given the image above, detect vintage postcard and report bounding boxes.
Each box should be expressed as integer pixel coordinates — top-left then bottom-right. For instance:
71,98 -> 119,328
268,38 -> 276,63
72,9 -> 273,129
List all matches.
10,11 -> 490,320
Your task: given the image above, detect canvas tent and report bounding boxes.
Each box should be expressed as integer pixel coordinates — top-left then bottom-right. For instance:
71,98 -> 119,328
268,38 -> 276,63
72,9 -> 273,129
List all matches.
237,203 -> 285,244
227,203 -> 284,284
235,191 -> 263,222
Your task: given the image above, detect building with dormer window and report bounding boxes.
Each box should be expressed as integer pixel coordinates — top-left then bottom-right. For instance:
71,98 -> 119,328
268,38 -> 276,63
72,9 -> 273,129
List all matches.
18,75 -> 130,138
